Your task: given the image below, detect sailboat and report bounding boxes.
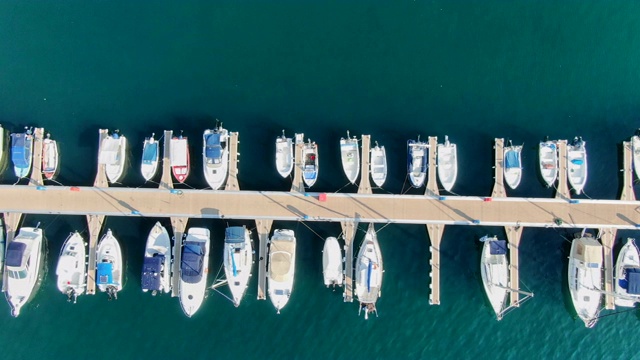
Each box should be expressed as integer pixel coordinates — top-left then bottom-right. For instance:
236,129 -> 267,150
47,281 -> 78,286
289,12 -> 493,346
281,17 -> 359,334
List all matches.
170,132 -> 190,183
275,130 -> 294,178
355,223 -> 383,320
369,141 -> 387,188
407,137 -> 428,188
141,222 -> 172,295
5,226 -> 43,317
479,235 -> 509,320
268,229 -> 296,314
340,131 -> 360,184
322,236 -> 343,288
567,137 -> 587,195
223,226 -> 253,307
96,229 -> 123,300
614,238 -> 640,308
538,139 -> 558,187
631,132 -> 640,180
202,124 -> 229,190
179,227 -> 210,317
503,140 -> 523,190
42,133 -> 59,180
302,139 -> 319,188
568,234 -> 602,328
140,133 -> 159,181
437,135 -> 457,192
55,232 -> 86,303
98,130 -> 127,184
10,127 -> 34,179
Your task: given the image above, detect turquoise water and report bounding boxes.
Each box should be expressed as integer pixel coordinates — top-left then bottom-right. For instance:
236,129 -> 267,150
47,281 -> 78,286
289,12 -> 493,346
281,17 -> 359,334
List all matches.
1,1 -> 640,359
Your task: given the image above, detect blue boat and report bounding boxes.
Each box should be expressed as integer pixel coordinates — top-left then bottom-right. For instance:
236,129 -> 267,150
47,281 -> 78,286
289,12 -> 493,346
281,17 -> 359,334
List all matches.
10,128 -> 34,179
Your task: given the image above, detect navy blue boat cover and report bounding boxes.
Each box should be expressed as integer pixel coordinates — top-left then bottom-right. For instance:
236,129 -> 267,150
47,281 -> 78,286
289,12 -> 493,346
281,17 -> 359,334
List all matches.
142,142 -> 158,164
626,268 -> 640,295
225,227 -> 245,244
181,242 -> 204,284
11,135 -> 28,168
97,262 -> 114,285
489,240 -> 508,255
141,255 -> 164,291
5,241 -> 26,267
205,133 -> 222,160
505,150 -> 520,169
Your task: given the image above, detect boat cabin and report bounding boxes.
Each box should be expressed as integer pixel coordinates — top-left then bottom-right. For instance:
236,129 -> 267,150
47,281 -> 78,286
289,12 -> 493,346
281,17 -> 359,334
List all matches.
141,255 -> 164,291
181,242 -> 205,284
6,241 -> 30,279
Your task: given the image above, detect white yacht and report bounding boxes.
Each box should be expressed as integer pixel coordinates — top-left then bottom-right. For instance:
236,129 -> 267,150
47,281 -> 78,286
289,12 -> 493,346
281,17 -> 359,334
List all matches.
55,232 -> 86,303
614,238 -> 640,308
275,130 -> 294,178
99,130 -> 127,184
141,133 -> 159,181
42,133 -> 59,180
631,133 -> 640,180
302,139 -> 319,188
538,139 -> 558,187
407,138 -> 428,188
141,222 -> 172,295
480,235 -> 509,320
568,235 -> 602,328
5,226 -> 43,317
96,229 -> 123,300
322,236 -> 343,288
369,142 -> 387,188
11,127 -> 34,179
503,141 -> 522,190
340,131 -> 359,184
437,135 -> 457,192
268,229 -> 296,314
567,137 -> 587,195
223,226 -> 253,307
203,125 -> 229,190
179,227 -> 210,317
170,132 -> 190,183
355,223 -> 383,320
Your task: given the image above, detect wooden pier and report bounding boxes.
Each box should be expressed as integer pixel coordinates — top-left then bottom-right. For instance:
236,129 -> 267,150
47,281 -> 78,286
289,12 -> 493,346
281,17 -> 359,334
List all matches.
225,132 -> 240,191
492,138 -> 506,198
340,221 -> 357,302
255,219 -> 272,300
505,225 -> 523,306
556,140 -> 571,200
426,136 -> 439,197
357,135 -> 372,195
621,141 -> 636,202
426,223 -> 443,305
599,228 -> 617,310
30,128 -> 44,187
291,134 -> 305,193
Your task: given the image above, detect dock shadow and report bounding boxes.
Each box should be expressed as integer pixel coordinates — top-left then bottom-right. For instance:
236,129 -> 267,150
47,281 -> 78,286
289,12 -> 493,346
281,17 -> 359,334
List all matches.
200,207 -> 220,218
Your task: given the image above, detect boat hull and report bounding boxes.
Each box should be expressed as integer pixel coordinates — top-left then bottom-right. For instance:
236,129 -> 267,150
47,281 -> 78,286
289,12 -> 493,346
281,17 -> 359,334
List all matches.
370,145 -> 387,188
96,230 -> 123,296
355,224 -> 383,308
42,138 -> 59,180
275,136 -> 293,178
340,138 -> 360,184
567,140 -> 587,195
503,146 -> 522,190
538,141 -> 558,187
224,226 -> 253,307
407,140 -> 427,188
437,140 -> 457,192
632,135 -> 640,180
100,135 -> 127,184
480,237 -> 509,320
170,137 -> 190,183
142,222 -> 172,294
11,132 -> 34,179
322,237 -> 343,287
56,232 -> 87,302
568,236 -> 602,328
6,227 -> 43,317
203,129 -> 229,190
179,227 -> 210,317
302,143 -> 318,188
268,229 -> 296,313
614,238 -> 640,307
140,137 -> 159,181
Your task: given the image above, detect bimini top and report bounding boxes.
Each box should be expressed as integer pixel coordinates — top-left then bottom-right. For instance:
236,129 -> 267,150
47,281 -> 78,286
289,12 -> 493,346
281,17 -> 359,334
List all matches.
142,142 -> 158,164
621,268 -> 640,295
505,149 -> 520,169
575,237 -> 603,268
97,262 -> 114,285
181,242 -> 205,284
11,135 -> 29,168
205,133 -> 222,161
141,255 -> 163,291
489,240 -> 507,255
225,227 -> 245,244
6,241 -> 27,268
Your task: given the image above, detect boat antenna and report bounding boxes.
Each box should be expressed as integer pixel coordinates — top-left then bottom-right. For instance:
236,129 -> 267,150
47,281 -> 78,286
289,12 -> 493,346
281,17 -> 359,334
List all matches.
180,130 -> 184,138
375,141 -> 379,148
347,130 -> 350,139
35,222 -> 41,229
282,129 -> 285,138
417,134 -> 420,142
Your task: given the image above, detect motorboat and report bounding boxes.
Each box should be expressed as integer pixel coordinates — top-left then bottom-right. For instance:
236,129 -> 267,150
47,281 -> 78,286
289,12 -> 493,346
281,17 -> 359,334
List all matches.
141,222 -> 172,295
369,142 -> 387,188
322,236 -> 343,288
275,130 -> 293,178
5,226 -> 43,317
42,133 -> 59,180
538,139 -> 558,187
98,130 -> 127,184
170,132 -> 190,183
223,226 -> 253,307
96,229 -> 123,300
568,234 -> 602,328
0,218 -> 4,278
479,235 -> 509,320
631,133 -> 640,180
179,227 -> 210,317
614,238 -> 640,308
437,135 -> 457,192
268,229 -> 296,314
567,137 -> 588,195
10,127 -> 34,179
407,137 -> 428,188
203,125 -> 229,190
340,131 -> 359,184
55,232 -> 86,303
0,124 -> 5,170
140,133 -> 159,181
503,141 -> 522,190
302,139 -> 319,188
355,223 -> 383,320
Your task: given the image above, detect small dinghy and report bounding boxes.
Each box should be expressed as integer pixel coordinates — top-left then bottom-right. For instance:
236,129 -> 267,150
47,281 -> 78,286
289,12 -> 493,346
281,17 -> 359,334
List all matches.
99,130 -> 127,184
302,139 -> 319,188
268,229 -> 296,314
503,140 -> 522,190
141,222 -> 172,295
170,132 -> 190,183
96,229 -> 123,300
340,131 -> 359,184
355,223 -> 383,320
538,139 -> 558,187
322,236 -> 343,288
42,133 -> 59,180
614,238 -> 640,308
56,232 -> 86,303
437,135 -> 457,192
567,137 -> 587,195
407,137 -> 428,188
275,130 -> 294,178
224,226 -> 253,307
369,142 -> 387,188
141,133 -> 159,181
10,127 -> 34,179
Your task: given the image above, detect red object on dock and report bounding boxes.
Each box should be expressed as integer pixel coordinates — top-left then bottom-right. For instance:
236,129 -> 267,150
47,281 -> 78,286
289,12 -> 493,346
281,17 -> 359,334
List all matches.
70,187 -> 80,192
319,193 -> 327,202
484,197 -> 492,202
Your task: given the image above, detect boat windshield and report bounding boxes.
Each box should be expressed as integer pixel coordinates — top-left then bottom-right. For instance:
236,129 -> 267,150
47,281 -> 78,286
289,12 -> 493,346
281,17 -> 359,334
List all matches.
205,133 -> 222,161
8,268 -> 28,280
142,142 -> 158,164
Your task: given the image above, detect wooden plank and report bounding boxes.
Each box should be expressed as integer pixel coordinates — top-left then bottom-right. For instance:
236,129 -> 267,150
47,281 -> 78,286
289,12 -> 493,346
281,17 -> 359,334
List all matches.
291,133 -> 305,193
491,138 -> 506,198
505,226 -> 523,306
170,217 -> 188,297
555,140 -> 571,200
341,221 -> 357,302
426,223 -> 443,305
426,136 -> 439,197
599,228 -> 617,310
225,132 -> 240,191
85,214 -> 105,295
621,141 -> 636,201
160,130 -> 173,190
29,128 -> 44,187
255,219 -> 273,300
358,135 -> 372,194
